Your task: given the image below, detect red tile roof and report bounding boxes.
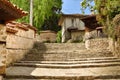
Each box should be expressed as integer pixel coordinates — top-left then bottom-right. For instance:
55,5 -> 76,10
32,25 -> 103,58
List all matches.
0,0 -> 28,22
6,21 -> 37,32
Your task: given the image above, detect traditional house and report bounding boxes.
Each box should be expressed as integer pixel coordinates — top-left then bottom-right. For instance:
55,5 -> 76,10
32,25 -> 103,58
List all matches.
58,14 -> 89,42
81,15 -> 105,39
58,14 -> 104,43
81,15 -> 108,49
0,0 -> 28,75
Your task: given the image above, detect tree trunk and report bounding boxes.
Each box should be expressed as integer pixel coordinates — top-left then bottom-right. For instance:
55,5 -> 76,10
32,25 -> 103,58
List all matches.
30,0 -> 33,26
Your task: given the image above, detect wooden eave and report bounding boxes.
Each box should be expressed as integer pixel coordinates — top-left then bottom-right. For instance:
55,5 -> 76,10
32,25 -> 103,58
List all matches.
61,14 -> 89,18
0,0 -> 28,22
96,27 -> 103,30
40,30 -> 56,34
70,29 -> 85,32
67,26 -> 85,32
81,15 -> 100,29
58,14 -> 89,26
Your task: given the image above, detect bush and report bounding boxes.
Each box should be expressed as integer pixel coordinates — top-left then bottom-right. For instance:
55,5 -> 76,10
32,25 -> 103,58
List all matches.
56,30 -> 62,43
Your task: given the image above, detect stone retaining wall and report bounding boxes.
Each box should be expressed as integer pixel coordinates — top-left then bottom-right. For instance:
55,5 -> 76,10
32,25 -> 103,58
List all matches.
36,30 -> 57,42
0,22 -> 36,74
85,38 -> 109,49
109,38 -> 120,57
0,24 -> 7,75
6,22 -> 36,65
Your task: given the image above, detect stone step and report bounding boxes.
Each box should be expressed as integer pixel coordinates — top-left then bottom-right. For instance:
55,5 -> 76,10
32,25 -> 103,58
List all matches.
0,75 -> 3,80
4,78 -> 68,80
18,57 -> 120,64
94,78 -> 120,80
27,49 -> 111,56
28,49 -> 87,54
32,42 -> 85,51
22,51 -> 113,61
13,62 -> 120,68
21,57 -> 118,61
5,66 -> 120,79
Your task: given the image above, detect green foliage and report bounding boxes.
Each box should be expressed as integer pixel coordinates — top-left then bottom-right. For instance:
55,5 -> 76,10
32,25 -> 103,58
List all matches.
81,0 -> 120,38
10,0 -> 29,23
71,40 -> 84,43
41,13 -> 61,32
56,30 -> 62,43
10,0 -> 62,31
81,0 -> 94,14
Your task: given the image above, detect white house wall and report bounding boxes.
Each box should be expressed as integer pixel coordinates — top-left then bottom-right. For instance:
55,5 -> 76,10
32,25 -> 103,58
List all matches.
76,19 -> 85,30
61,17 -> 85,42
62,18 -> 70,42
62,24 -> 65,42
62,18 -> 72,42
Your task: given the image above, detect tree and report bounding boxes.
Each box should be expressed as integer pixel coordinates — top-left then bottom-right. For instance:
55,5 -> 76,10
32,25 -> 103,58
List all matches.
10,0 -> 30,23
81,0 -> 94,14
81,0 -> 120,37
81,0 -> 120,56
10,0 -> 62,31
30,0 -> 33,26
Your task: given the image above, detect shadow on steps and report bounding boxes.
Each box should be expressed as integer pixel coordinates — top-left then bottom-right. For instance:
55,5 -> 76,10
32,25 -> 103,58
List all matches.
22,42 -> 47,61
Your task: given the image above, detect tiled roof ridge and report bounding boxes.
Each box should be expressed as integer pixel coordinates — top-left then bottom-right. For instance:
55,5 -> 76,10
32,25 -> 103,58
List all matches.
0,0 -> 28,22
7,21 -> 37,31
0,0 -> 28,15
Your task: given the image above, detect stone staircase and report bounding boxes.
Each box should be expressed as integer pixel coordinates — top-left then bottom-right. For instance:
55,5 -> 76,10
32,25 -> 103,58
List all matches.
5,42 -> 120,80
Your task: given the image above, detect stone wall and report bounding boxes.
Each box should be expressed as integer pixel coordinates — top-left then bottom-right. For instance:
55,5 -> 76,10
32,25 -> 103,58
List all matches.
0,22 -> 36,74
71,31 -> 85,41
6,23 -> 36,65
109,38 -> 120,57
61,18 -> 85,42
85,38 -> 109,49
36,30 -> 57,42
0,24 -> 7,75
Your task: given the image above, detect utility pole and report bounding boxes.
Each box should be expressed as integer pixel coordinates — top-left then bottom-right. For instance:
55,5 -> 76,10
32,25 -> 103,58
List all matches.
30,0 -> 33,26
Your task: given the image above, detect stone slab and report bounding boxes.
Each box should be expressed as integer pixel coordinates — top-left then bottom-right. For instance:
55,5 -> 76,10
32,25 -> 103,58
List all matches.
18,57 -> 120,64
0,66 -> 5,75
13,62 -> 120,68
6,66 -> 120,78
0,48 -> 6,75
0,75 -> 3,80
15,27 -> 35,39
6,49 -> 29,66
6,34 -> 34,49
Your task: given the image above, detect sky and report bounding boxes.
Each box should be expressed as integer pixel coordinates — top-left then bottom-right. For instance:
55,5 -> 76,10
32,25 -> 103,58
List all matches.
62,0 -> 91,14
